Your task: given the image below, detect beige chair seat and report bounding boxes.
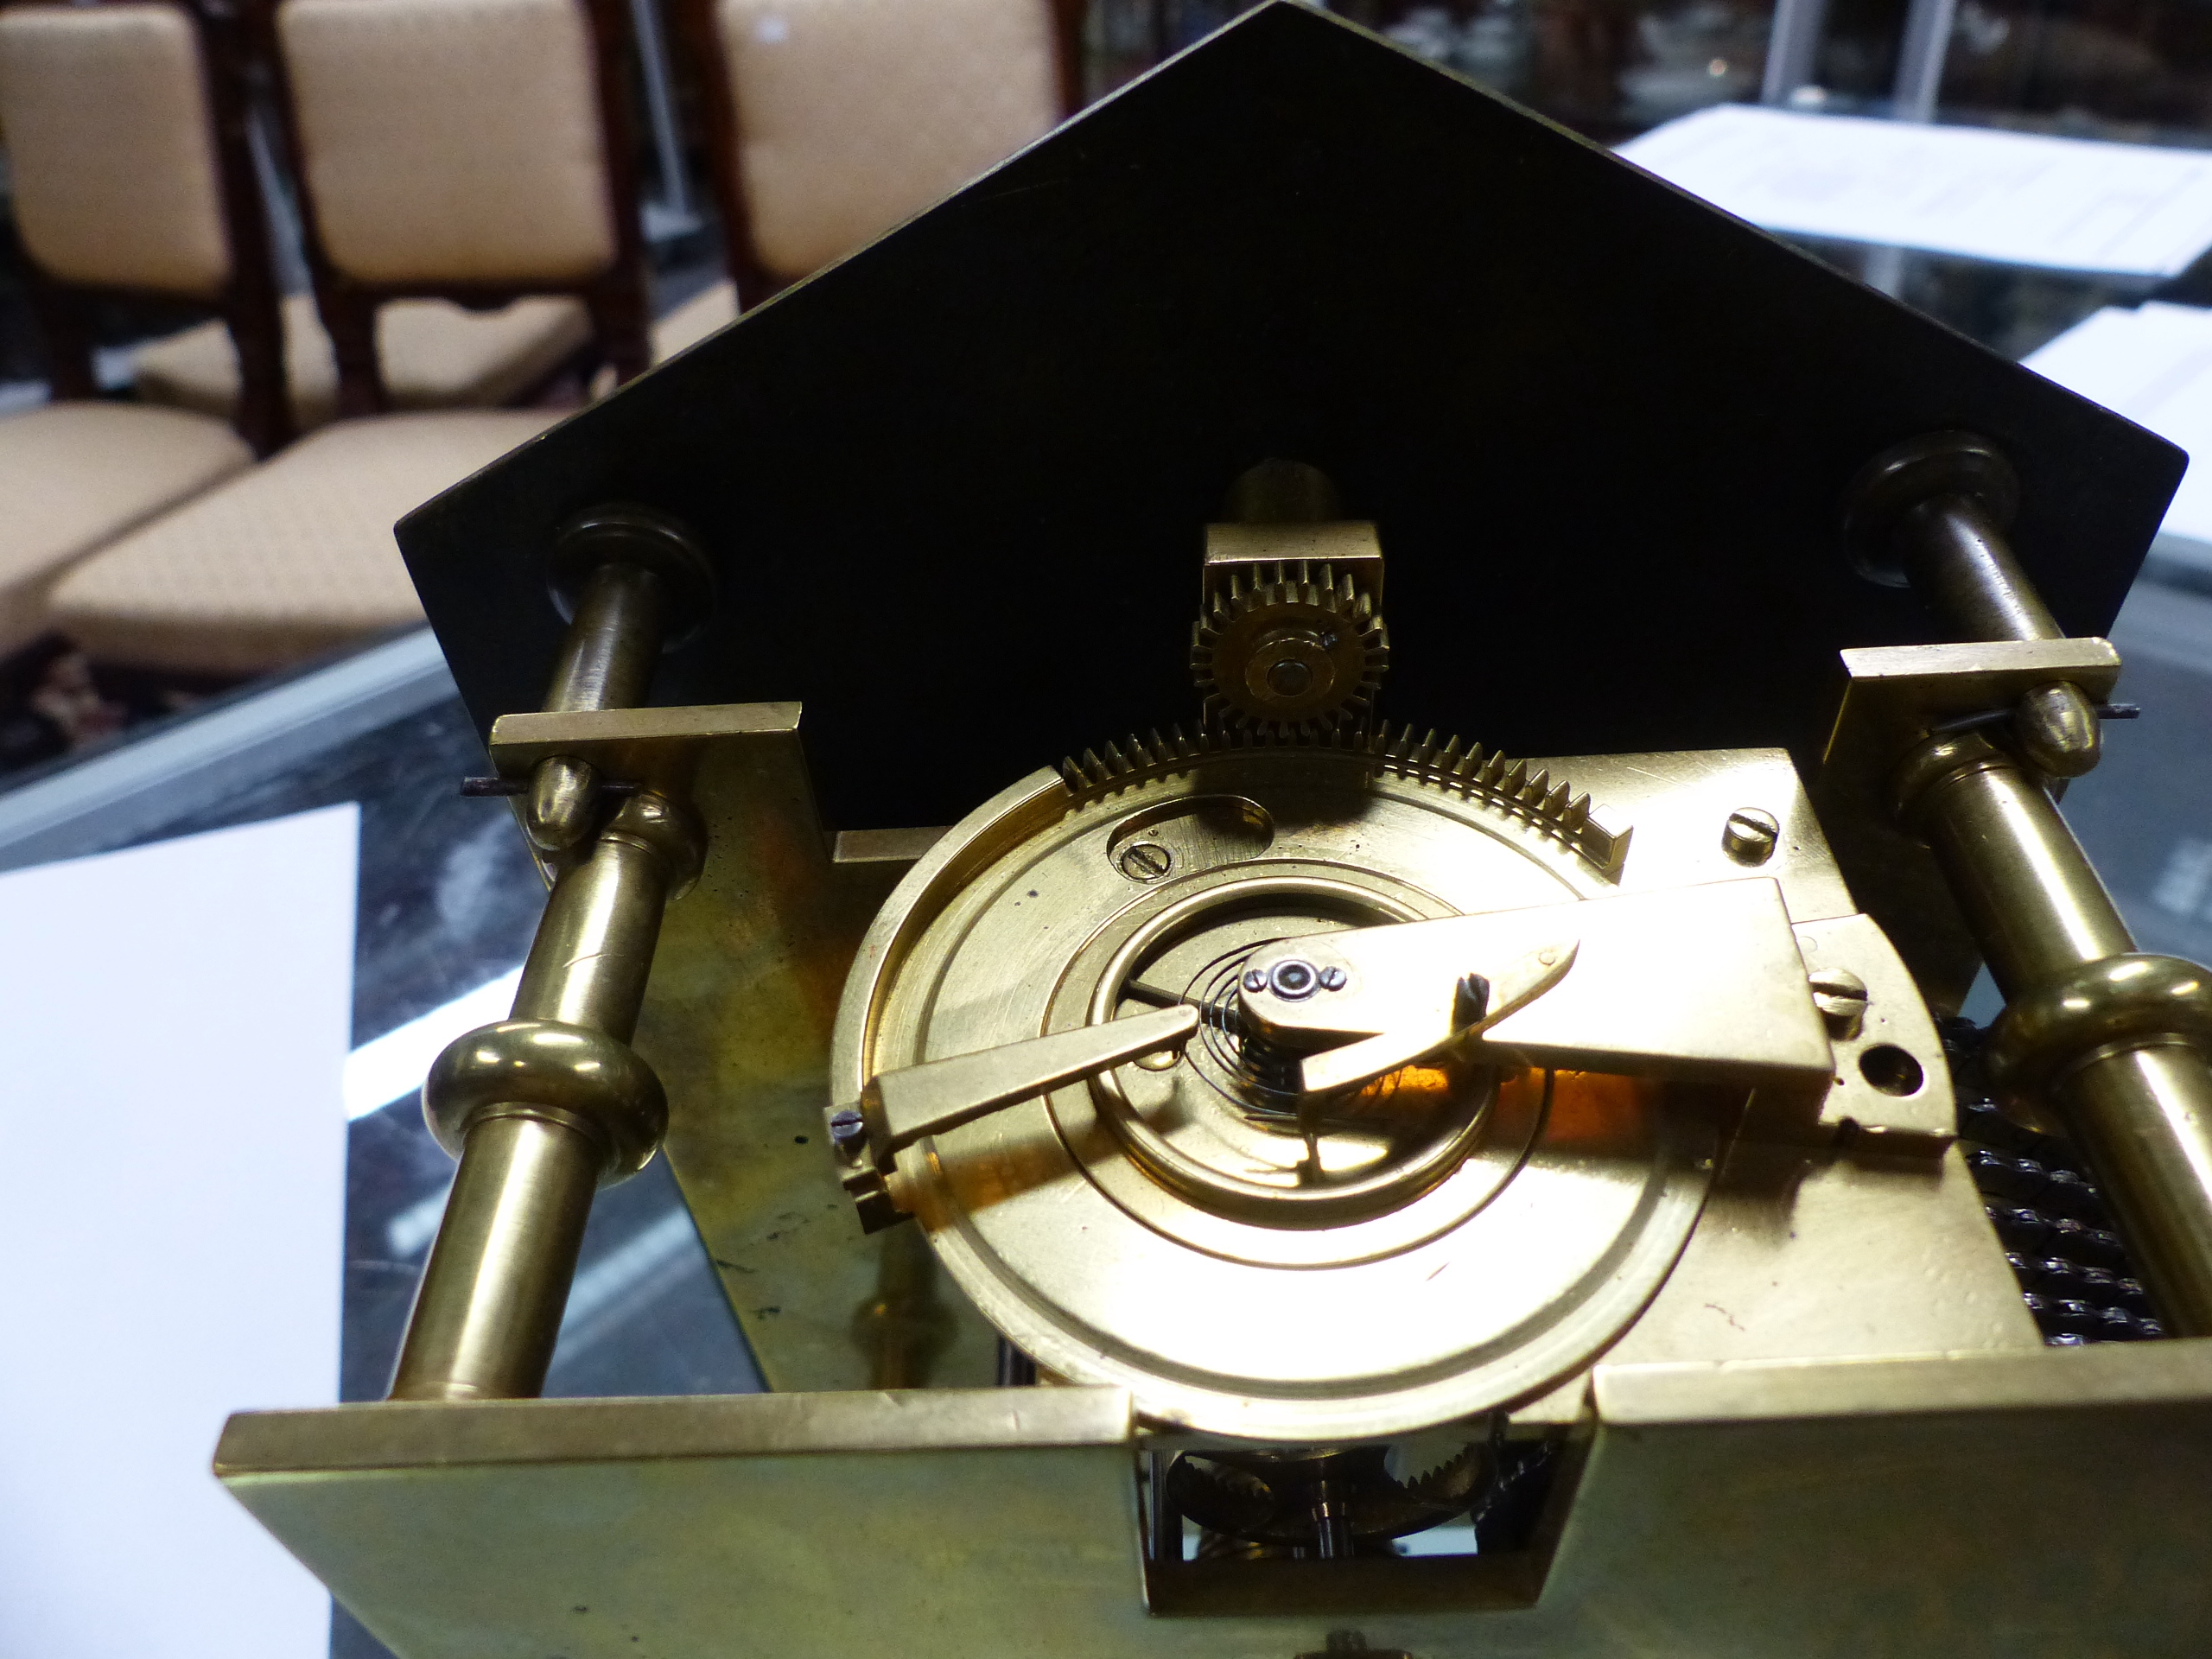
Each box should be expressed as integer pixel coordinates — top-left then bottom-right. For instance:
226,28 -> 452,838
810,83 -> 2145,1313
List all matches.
133,292 -> 590,431
651,279 -> 740,364
0,401 -> 251,659
49,409 -> 557,674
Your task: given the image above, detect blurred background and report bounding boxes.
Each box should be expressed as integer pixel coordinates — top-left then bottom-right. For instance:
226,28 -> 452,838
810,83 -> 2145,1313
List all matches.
1,2 -> 2210,1656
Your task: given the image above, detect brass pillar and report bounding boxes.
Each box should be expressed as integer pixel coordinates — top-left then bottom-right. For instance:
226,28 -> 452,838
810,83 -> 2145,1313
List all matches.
391,506 -> 712,1401
1900,736 -> 2212,1331
1854,434 -> 2212,1333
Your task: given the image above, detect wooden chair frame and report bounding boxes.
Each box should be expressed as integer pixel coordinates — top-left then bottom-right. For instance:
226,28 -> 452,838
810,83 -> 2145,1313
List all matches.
5,0 -> 291,454
673,0 -> 1089,311
252,0 -> 654,420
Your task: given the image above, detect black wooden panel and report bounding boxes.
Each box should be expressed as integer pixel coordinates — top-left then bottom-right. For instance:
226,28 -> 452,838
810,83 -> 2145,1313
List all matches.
397,3 -> 2183,830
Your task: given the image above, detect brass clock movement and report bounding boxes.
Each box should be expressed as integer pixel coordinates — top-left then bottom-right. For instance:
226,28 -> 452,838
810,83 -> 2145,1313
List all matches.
216,8 -> 2212,1656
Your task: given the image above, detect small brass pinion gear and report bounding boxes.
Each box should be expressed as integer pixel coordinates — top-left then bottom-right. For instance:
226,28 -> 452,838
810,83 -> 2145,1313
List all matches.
1192,560 -> 1389,738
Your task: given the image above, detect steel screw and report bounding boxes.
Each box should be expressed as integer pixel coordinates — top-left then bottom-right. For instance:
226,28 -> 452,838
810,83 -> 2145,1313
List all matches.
1808,967 -> 1869,1039
1117,841 -> 1173,880
829,1108 -> 867,1147
1319,965 -> 1348,990
1722,807 -> 1781,864
1243,967 -> 1269,993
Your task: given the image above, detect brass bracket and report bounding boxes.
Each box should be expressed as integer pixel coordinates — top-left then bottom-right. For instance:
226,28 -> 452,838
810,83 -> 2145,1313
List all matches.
488,702 -> 806,884
1812,639 -> 2122,1014
1201,519 -> 1384,609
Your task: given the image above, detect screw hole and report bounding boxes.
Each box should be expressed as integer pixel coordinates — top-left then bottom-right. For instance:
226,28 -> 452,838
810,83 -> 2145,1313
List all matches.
1859,1044 -> 1923,1096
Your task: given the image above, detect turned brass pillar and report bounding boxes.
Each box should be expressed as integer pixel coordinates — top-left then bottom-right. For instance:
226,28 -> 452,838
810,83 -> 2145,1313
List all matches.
1852,434 -> 2212,1333
391,506 -> 713,1402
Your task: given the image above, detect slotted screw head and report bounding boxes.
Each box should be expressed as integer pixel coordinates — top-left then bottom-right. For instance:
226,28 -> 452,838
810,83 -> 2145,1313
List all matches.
1117,841 -> 1173,880
1723,807 -> 1781,863
1808,967 -> 1868,1037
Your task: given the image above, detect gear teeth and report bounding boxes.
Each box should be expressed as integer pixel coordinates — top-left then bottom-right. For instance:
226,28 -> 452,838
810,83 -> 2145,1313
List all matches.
1059,724 -> 1630,876
1397,1443 -> 1486,1503
1191,555 -> 1389,742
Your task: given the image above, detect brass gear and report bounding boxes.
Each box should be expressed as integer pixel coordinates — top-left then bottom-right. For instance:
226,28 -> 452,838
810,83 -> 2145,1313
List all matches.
1165,1441 -> 1489,1548
835,734 -> 1705,1442
1062,721 -> 1630,878
1191,560 -> 1389,738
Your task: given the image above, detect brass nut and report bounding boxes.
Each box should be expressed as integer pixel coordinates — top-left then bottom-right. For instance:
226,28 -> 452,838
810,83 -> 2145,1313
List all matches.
525,753 -> 601,855
1985,955 -> 2212,1123
424,1018 -> 669,1180
2015,680 -> 2103,780
602,789 -> 708,899
1243,626 -> 1340,707
1721,808 -> 1779,864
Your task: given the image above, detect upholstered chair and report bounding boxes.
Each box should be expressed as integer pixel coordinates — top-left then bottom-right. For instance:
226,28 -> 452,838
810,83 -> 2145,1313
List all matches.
46,0 -> 652,677
133,0 -> 648,429
652,0 -> 1083,364
0,0 -> 288,662
276,0 -> 652,413
133,291 -> 594,436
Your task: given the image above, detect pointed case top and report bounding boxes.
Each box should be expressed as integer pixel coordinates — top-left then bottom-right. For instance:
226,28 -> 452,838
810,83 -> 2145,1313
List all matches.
398,2 -> 2181,830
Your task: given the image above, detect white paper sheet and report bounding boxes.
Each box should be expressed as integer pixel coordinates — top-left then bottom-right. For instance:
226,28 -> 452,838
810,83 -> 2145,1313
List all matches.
1619,104 -> 2212,276
2024,304 -> 2212,544
0,804 -> 357,1659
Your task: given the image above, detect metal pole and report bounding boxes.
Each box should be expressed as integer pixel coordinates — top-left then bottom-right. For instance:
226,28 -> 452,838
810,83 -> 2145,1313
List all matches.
1897,734 -> 2212,1333
1760,0 -> 1830,105
629,0 -> 702,238
389,507 -> 712,1401
390,792 -> 699,1399
1843,433 -> 2100,777
1891,0 -> 1959,122
1848,432 -> 2212,1335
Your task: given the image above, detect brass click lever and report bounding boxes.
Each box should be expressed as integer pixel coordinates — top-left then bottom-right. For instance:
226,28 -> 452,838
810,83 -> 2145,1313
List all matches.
855,1004 -> 1201,1170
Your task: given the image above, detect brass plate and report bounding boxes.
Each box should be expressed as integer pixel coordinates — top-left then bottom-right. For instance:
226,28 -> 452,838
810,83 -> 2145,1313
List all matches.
219,1342 -> 2212,1657
517,703 -> 998,1389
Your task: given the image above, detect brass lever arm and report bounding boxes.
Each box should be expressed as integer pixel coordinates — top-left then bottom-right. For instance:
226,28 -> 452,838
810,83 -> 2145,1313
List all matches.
1242,880 -> 1834,1096
1240,930 -> 1576,1096
861,1005 -> 1201,1163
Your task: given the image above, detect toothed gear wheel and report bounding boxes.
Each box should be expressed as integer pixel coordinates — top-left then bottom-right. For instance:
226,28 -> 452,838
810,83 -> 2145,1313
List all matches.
1192,560 -> 1389,737
1166,1442 -> 1489,1548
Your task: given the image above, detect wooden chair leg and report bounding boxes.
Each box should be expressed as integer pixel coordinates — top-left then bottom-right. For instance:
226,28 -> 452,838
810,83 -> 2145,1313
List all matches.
26,276 -> 96,402
228,303 -> 292,455
590,279 -> 652,387
323,286 -> 387,418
